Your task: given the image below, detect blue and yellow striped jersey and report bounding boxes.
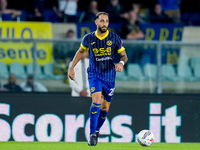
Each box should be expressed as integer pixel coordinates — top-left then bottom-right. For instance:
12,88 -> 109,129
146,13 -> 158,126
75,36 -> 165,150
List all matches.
81,30 -> 125,82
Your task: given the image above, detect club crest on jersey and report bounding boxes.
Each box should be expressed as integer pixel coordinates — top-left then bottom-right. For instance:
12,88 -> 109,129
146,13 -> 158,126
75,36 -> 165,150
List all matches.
106,40 -> 112,46
91,87 -> 95,92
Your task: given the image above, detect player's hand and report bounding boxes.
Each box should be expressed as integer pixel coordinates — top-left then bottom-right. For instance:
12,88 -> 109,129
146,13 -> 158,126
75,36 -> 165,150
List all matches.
80,90 -> 88,97
115,63 -> 123,72
68,67 -> 75,80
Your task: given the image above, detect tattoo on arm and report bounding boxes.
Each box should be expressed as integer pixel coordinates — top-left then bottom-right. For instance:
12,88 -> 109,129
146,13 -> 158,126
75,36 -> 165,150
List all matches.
120,50 -> 128,64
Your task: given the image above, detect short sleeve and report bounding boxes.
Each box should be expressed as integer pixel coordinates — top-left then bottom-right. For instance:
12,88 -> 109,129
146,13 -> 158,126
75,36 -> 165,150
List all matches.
116,35 -> 125,54
81,35 -> 89,50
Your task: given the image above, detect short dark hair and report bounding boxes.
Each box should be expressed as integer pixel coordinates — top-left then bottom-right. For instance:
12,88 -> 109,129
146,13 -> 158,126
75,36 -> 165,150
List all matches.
96,12 -> 109,20
67,29 -> 74,34
27,75 -> 33,80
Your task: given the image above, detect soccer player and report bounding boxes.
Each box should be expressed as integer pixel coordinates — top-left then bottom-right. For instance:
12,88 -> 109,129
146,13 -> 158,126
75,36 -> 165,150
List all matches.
68,12 -> 128,146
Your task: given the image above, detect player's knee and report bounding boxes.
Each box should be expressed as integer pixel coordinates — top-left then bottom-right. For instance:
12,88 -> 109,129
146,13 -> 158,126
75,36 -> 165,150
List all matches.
92,97 -> 102,104
101,106 -> 109,112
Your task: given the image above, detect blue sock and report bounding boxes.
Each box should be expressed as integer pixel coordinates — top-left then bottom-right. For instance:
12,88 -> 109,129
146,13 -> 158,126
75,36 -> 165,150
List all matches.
90,102 -> 101,134
96,109 -> 108,131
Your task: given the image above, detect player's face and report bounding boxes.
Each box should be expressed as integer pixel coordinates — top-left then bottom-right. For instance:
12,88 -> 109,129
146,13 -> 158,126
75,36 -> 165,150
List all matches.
96,15 -> 109,33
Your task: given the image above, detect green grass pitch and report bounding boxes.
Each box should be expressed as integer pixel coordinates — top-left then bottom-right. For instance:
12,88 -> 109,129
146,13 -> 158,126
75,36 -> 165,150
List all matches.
0,142 -> 200,150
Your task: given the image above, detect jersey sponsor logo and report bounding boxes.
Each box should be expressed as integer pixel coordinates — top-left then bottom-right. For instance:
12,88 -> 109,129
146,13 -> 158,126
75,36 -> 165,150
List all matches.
96,57 -> 112,61
91,87 -> 95,92
106,40 -> 112,46
91,42 -> 96,45
101,117 -> 106,119
91,111 -> 98,114
92,47 -> 111,56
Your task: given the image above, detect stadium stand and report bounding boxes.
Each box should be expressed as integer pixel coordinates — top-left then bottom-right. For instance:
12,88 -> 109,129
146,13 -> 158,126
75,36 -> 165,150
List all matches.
190,57 -> 200,69
44,63 -> 65,80
161,64 -> 179,81
116,69 -> 130,81
43,63 -> 54,79
26,63 -> 46,79
10,62 -> 26,79
127,63 -> 147,81
0,62 -> 9,79
144,63 -> 157,80
177,57 -> 197,81
193,64 -> 200,79
0,0 -> 200,94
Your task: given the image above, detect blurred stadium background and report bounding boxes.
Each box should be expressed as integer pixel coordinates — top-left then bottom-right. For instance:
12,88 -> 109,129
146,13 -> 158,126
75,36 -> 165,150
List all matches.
0,0 -> 200,93
0,0 -> 200,147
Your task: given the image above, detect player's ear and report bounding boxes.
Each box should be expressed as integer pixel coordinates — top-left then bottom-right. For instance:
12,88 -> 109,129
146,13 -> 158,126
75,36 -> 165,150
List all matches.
95,19 -> 98,25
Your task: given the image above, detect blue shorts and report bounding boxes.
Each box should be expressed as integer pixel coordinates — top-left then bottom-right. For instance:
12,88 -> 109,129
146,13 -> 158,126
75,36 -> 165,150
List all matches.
89,77 -> 115,102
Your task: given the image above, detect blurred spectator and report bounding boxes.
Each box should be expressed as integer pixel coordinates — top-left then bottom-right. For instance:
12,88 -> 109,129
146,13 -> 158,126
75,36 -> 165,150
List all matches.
54,29 -> 76,60
34,0 -> 62,22
132,3 -> 140,14
9,0 -> 36,21
121,9 -> 145,65
82,0 -> 98,22
68,51 -> 90,97
64,29 -> 76,62
53,29 -> 76,83
121,9 -> 145,40
132,3 -> 148,24
3,74 -> 22,92
150,4 -> 173,23
65,29 -> 75,38
0,0 -> 21,21
58,0 -> 79,22
20,75 -> 48,92
105,0 -> 128,22
158,0 -> 182,23
53,50 -> 76,83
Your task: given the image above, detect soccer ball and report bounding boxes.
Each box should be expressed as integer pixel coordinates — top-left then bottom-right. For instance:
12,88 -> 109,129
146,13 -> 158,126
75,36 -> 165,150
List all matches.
137,130 -> 154,146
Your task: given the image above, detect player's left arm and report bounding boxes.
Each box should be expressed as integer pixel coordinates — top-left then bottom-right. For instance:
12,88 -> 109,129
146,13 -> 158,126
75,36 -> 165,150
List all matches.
115,50 -> 128,72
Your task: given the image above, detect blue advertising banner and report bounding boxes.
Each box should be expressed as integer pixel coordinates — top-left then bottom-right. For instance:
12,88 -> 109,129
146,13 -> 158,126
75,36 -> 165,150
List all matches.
141,23 -> 184,64
141,23 -> 183,41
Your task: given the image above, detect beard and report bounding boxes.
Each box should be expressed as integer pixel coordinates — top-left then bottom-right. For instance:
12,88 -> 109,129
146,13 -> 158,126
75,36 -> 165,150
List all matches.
98,26 -> 108,33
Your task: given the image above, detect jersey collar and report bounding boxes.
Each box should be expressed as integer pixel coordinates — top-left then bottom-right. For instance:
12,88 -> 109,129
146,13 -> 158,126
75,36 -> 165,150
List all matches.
95,30 -> 109,40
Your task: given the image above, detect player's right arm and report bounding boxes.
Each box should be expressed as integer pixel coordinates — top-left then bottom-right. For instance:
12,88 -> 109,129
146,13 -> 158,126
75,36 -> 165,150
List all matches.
68,46 -> 87,80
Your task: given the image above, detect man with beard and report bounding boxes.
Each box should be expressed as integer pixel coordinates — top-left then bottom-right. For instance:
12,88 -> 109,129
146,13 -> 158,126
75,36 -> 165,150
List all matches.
68,12 -> 128,146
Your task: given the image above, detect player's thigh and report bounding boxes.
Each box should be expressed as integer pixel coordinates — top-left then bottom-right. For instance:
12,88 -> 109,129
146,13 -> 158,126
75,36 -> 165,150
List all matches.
100,99 -> 111,112
102,81 -> 115,103
89,77 -> 102,94
89,77 -> 103,104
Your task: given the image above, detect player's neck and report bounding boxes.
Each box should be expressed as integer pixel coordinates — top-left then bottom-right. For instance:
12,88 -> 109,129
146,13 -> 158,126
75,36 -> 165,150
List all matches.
96,30 -> 107,37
